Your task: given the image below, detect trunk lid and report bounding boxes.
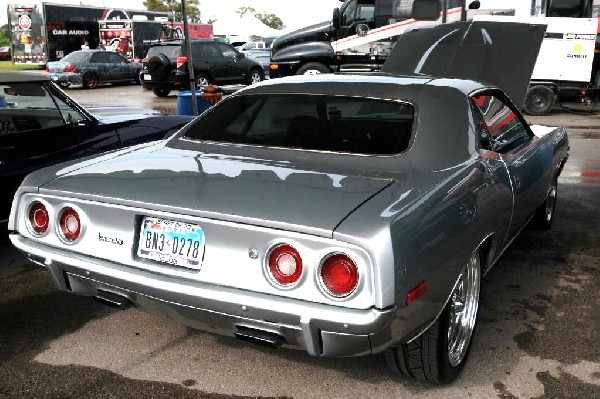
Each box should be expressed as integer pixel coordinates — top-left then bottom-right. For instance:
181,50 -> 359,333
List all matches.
40,147 -> 393,237
382,20 -> 546,109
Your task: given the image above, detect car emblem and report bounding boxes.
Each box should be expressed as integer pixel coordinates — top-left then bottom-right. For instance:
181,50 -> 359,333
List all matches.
248,248 -> 259,259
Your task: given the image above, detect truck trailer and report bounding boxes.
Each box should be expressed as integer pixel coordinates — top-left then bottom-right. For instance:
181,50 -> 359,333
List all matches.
7,3 -> 212,66
270,0 -> 600,114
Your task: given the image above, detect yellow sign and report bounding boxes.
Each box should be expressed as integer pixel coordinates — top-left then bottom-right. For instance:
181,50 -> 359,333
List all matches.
574,44 -> 583,53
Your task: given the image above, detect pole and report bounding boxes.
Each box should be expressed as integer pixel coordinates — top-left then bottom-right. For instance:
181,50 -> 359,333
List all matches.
181,0 -> 199,116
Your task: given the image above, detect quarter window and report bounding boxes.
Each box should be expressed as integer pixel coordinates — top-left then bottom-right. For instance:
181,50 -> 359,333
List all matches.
0,83 -> 64,134
471,94 -> 532,153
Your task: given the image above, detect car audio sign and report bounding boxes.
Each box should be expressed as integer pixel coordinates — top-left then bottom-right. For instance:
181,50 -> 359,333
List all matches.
18,15 -> 32,30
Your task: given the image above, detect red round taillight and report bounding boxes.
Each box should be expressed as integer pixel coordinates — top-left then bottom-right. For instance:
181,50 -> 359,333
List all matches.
320,254 -> 359,297
28,202 -> 49,235
58,207 -> 81,242
268,245 -> 303,286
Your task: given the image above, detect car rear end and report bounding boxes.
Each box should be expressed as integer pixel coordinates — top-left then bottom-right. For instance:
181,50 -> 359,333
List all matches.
141,42 -> 187,93
8,156 -> 396,357
47,51 -> 90,86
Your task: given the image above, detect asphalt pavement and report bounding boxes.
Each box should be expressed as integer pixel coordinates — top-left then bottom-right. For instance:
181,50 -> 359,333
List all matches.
0,84 -> 599,398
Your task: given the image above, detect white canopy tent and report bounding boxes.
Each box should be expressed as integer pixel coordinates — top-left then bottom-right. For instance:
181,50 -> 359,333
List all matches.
211,13 -> 281,42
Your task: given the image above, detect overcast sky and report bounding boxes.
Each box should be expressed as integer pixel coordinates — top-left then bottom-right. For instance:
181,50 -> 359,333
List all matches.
0,0 -> 342,31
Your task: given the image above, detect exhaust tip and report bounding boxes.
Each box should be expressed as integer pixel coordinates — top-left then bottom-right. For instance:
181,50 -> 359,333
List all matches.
93,289 -> 133,310
235,326 -> 285,348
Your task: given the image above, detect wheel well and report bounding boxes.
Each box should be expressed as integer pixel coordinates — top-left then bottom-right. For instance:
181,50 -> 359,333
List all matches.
195,71 -> 212,82
556,157 -> 568,178
528,82 -> 558,94
478,235 -> 494,274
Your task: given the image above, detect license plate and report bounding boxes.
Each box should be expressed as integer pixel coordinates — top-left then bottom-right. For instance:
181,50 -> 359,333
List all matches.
143,74 -> 152,81
137,217 -> 205,269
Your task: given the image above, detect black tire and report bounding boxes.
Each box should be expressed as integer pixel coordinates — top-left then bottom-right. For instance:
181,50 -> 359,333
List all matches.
385,250 -> 481,384
531,179 -> 557,230
82,73 -> 98,89
152,88 -> 171,97
58,82 -> 70,89
247,68 -> 263,85
195,73 -> 210,88
146,54 -> 171,81
296,62 -> 330,75
523,85 -> 555,116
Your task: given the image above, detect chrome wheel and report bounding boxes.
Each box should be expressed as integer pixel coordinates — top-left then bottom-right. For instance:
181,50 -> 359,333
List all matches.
447,251 -> 480,367
196,75 -> 209,87
545,183 -> 557,222
250,71 -> 262,84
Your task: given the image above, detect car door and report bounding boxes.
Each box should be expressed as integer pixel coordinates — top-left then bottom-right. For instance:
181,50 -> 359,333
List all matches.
217,42 -> 247,83
471,91 -> 553,241
0,81 -> 120,217
107,52 -> 130,81
199,42 -> 229,83
89,52 -> 111,83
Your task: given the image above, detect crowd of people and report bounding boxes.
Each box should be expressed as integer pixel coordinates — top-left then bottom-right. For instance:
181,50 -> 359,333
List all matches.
80,37 -> 132,57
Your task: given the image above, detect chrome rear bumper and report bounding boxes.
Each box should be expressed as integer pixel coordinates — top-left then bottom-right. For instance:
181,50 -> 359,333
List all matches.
10,234 -> 396,357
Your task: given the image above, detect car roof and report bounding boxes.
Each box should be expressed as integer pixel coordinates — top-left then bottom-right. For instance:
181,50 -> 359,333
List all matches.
150,39 -> 224,47
239,73 -> 488,101
0,71 -> 49,83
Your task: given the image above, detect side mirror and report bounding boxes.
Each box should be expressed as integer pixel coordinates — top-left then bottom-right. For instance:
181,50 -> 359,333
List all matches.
332,8 -> 341,29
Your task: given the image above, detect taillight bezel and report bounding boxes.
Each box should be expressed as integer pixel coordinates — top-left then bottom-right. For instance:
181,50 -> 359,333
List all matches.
318,252 -> 360,299
56,205 -> 84,244
26,200 -> 51,236
265,243 -> 304,289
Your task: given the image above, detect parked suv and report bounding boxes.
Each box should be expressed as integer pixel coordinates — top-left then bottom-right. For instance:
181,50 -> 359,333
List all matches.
142,40 -> 264,97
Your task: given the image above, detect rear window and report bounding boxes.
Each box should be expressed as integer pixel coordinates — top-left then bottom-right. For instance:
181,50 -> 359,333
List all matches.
183,94 -> 414,155
147,45 -> 181,59
61,52 -> 89,63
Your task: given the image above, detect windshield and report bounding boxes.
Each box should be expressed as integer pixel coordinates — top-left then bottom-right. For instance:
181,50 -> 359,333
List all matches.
61,51 -> 89,63
182,94 -> 414,155
147,45 -> 182,59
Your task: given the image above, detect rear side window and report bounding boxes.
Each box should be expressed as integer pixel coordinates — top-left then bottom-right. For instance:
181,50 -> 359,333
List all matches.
90,52 -> 110,63
147,45 -> 181,59
183,94 -> 414,155
471,94 -> 532,153
61,52 -> 89,63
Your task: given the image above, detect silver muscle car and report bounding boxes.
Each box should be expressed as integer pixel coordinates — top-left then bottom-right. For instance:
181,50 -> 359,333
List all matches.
8,21 -> 569,384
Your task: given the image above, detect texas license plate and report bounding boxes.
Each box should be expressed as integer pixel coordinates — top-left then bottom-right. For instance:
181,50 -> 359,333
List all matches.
137,217 -> 205,269
143,74 -> 152,81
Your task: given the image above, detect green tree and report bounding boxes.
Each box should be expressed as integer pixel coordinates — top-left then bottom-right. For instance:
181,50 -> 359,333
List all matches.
144,0 -> 201,23
255,12 -> 285,30
0,24 -> 10,47
235,7 -> 256,17
235,7 -> 285,30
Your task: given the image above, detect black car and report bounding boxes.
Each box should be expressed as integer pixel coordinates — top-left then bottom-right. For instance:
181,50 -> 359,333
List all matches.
142,40 -> 264,97
0,72 -> 193,220
47,50 -> 141,89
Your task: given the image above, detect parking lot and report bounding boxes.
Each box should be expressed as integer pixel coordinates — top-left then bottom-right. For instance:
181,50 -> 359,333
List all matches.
0,83 -> 599,398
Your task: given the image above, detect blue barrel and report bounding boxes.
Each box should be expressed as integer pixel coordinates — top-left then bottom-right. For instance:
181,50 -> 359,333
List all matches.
176,90 -> 213,116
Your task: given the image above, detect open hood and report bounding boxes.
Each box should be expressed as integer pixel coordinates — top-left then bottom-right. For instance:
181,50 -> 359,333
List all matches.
382,21 -> 546,109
